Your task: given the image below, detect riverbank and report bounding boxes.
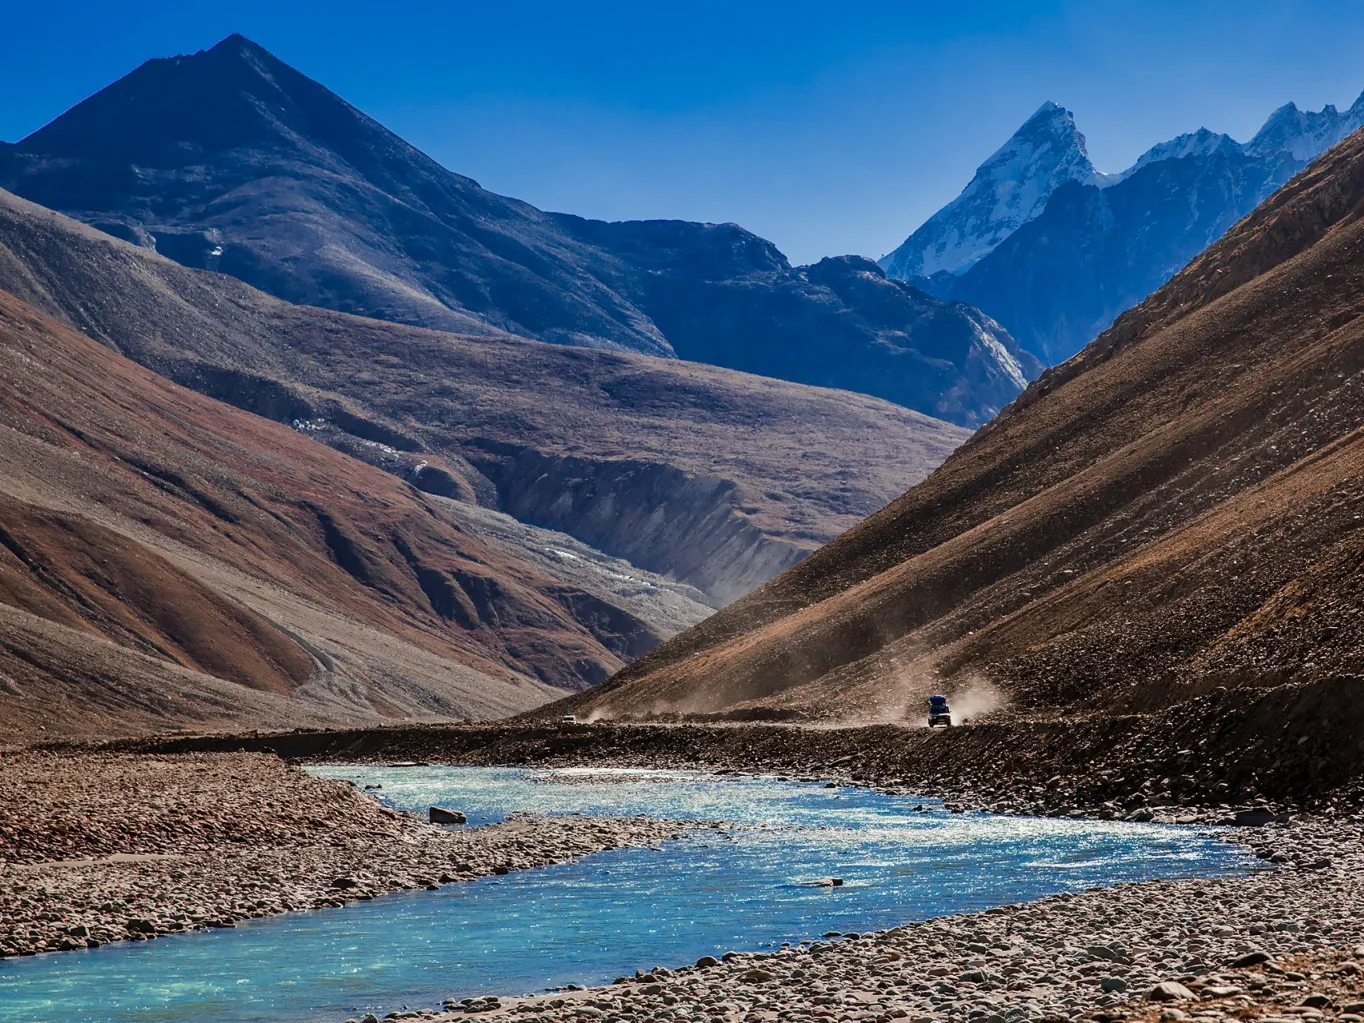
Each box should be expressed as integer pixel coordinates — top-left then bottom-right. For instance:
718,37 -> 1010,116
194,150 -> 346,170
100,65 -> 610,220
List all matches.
0,751 -> 701,958
119,678 -> 1364,824
413,814 -> 1364,1023
6,732 -> 1362,1023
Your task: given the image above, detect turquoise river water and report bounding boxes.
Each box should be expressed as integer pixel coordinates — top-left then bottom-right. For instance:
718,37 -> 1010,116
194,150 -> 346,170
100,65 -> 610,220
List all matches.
0,766 -> 1257,1023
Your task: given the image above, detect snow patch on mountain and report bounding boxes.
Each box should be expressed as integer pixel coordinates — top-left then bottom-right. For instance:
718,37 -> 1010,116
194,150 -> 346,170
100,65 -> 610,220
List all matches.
1110,128 -> 1240,183
969,314 -> 1029,391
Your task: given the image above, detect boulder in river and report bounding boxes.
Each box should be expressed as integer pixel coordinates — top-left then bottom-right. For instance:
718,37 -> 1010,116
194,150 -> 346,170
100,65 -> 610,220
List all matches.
429,806 -> 467,825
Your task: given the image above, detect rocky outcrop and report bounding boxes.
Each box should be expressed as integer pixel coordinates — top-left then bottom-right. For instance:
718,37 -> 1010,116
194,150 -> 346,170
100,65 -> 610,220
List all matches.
467,445 -> 806,605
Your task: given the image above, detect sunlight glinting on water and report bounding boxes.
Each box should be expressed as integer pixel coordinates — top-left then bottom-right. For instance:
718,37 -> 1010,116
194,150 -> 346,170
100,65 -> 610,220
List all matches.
0,767 -> 1257,1023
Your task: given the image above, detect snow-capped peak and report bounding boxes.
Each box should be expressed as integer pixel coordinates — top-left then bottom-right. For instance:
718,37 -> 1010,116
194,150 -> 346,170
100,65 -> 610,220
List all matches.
880,101 -> 1098,280
1108,127 -> 1240,183
881,89 -> 1364,288
1245,91 -> 1364,160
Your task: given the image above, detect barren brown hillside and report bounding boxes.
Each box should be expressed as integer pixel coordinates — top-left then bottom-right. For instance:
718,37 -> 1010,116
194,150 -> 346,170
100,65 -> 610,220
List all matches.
556,126 -> 1364,722
0,288 -> 707,739
0,190 -> 967,605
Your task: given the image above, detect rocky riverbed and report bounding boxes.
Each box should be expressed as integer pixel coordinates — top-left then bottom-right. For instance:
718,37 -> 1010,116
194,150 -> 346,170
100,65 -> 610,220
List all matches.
0,751 -> 700,958
393,815 -> 1364,1023
6,746 -> 1363,1023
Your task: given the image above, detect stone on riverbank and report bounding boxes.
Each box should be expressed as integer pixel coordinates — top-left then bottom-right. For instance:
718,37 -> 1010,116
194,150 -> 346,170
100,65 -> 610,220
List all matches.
1149,981 -> 1197,1001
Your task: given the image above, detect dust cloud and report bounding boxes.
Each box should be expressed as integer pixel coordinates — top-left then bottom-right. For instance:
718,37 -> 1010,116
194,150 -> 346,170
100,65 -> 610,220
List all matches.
944,679 -> 1009,723
831,670 -> 1010,729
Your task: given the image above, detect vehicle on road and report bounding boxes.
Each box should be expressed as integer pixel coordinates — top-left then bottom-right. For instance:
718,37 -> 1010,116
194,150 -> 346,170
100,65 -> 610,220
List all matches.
927,695 -> 952,728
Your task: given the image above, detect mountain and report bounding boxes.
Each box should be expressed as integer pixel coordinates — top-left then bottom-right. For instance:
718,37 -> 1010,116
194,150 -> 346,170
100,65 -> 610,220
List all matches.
0,193 -> 982,741
1245,96 -> 1364,159
880,102 -> 1103,281
933,144 -> 1300,364
0,33 -> 1036,426
1112,127 -> 1240,181
544,237 -> 1042,426
549,123 -> 1364,725
0,286 -> 583,741
882,92 -> 1364,364
0,187 -> 968,610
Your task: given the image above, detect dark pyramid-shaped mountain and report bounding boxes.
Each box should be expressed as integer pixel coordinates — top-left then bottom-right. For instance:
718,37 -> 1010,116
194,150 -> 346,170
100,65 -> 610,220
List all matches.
18,34 -> 401,166
5,34 -> 665,349
0,35 -> 1038,426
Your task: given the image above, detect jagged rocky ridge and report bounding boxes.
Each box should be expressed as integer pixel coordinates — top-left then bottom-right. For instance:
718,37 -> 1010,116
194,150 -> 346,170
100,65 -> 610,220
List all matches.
880,101 -> 1104,281
882,92 -> 1364,363
0,33 -> 1037,425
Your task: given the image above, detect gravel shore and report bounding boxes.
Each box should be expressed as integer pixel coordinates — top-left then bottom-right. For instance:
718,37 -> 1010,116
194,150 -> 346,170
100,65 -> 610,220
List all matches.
0,751 -> 699,958
135,702 -> 1364,824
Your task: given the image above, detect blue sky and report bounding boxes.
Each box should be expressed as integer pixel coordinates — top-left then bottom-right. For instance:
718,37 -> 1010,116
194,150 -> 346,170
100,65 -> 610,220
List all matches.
5,1 -> 1364,264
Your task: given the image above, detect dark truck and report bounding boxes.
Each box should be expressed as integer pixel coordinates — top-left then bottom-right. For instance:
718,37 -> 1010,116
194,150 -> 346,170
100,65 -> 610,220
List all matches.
927,695 -> 952,728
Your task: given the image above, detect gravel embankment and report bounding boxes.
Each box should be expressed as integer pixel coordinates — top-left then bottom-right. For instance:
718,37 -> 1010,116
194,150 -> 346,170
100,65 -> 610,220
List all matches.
0,751 -> 702,958
127,680 -> 1364,822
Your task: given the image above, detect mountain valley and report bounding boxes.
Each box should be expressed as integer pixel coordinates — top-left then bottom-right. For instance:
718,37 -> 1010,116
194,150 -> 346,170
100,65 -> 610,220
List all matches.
0,34 -> 1039,427
9,15 -> 1364,1023
558,119 -> 1364,727
0,184 -> 975,738
0,188 -> 968,609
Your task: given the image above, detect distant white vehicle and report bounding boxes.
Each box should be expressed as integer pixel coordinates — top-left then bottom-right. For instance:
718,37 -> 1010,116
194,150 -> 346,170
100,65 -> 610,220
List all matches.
561,715 -> 577,724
